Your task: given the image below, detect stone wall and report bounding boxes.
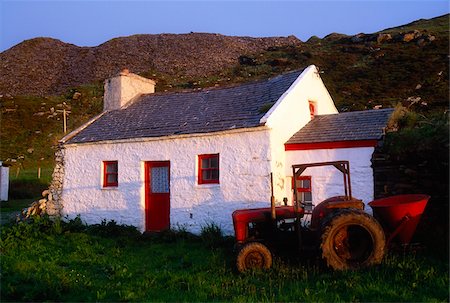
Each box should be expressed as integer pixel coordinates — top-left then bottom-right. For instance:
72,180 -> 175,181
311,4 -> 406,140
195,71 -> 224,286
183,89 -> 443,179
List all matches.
46,145 -> 65,216
372,148 -> 449,242
372,150 -> 436,199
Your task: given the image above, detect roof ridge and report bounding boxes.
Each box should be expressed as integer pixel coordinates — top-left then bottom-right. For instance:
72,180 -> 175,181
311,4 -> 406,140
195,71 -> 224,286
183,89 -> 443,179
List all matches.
139,68 -> 304,98
315,108 -> 394,117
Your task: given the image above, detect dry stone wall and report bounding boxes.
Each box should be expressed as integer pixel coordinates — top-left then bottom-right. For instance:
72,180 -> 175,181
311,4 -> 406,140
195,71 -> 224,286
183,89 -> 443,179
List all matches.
20,146 -> 65,219
46,145 -> 65,216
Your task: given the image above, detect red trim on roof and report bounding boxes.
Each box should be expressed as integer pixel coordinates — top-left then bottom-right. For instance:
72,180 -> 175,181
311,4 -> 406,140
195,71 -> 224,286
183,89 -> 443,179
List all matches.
285,140 -> 378,151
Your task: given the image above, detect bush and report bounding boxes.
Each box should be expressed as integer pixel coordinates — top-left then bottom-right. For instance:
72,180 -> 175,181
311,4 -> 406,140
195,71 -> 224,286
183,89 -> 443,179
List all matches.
200,222 -> 223,248
141,225 -> 198,243
1,215 -> 55,246
62,215 -> 87,233
384,110 -> 449,160
86,219 -> 140,238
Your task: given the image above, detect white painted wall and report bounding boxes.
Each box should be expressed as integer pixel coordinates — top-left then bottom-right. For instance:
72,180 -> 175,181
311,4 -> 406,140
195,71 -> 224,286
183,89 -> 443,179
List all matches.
103,71 -> 155,111
261,65 -> 339,205
62,128 -> 272,235
285,147 -> 375,211
0,161 -> 9,201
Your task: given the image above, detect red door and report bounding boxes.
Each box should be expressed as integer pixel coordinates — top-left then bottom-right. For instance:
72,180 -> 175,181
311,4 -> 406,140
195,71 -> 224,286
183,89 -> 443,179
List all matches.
145,161 -> 170,231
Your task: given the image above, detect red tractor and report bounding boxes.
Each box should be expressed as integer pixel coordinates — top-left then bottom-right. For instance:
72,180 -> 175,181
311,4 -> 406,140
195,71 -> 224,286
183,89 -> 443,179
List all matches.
232,161 -> 429,272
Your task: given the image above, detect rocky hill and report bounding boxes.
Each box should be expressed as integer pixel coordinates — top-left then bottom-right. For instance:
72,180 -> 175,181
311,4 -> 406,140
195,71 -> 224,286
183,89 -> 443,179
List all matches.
0,33 -> 300,96
0,14 -> 448,171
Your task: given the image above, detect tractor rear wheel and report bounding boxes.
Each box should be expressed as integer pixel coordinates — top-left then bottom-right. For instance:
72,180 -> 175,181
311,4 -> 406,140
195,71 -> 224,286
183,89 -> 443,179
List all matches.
236,242 -> 272,272
321,209 -> 385,270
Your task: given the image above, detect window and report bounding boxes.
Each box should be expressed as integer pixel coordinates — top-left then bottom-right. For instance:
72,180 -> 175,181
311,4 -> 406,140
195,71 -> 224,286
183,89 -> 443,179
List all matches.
295,175 -> 312,212
308,101 -> 316,120
198,154 -> 219,184
103,161 -> 118,187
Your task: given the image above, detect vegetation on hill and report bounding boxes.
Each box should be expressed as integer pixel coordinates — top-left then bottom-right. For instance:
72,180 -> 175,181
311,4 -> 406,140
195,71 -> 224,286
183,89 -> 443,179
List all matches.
1,14 -> 447,172
0,14 -> 448,214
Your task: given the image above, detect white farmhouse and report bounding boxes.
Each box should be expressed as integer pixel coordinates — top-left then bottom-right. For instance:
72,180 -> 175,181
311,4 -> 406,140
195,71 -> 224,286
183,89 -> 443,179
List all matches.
55,65 -> 392,234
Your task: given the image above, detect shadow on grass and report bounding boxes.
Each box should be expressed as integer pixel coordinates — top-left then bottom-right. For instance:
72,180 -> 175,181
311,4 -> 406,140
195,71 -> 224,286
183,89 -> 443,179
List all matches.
9,179 -> 50,199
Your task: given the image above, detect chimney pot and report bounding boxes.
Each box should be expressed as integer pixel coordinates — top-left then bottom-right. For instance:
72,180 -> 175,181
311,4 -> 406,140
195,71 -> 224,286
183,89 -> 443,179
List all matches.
103,71 -> 156,111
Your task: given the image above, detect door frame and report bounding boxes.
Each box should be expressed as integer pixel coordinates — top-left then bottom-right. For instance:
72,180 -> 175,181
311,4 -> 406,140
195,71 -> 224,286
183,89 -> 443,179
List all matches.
144,161 -> 170,231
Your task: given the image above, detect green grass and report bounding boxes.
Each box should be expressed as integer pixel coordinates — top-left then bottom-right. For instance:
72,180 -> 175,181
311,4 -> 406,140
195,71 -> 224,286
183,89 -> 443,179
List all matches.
1,218 -> 448,302
0,199 -> 32,225
7,167 -> 52,199
0,199 -> 34,213
380,14 -> 449,35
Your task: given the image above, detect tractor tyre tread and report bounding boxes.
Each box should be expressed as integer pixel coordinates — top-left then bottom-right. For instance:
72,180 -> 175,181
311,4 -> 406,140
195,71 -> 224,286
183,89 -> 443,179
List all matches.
236,242 -> 272,273
321,209 -> 385,270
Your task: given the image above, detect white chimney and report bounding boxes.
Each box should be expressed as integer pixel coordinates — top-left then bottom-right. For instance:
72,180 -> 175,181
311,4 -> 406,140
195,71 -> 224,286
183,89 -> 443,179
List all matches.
103,69 -> 156,111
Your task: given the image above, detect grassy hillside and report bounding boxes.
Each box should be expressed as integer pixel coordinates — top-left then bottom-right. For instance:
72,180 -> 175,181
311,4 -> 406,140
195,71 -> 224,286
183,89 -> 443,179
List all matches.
381,14 -> 449,34
0,14 -> 448,199
1,84 -> 103,197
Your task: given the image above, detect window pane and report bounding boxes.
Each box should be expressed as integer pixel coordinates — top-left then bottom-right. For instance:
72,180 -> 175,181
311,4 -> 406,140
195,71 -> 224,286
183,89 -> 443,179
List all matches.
211,169 -> 219,180
151,167 -> 169,193
210,156 -> 218,168
201,158 -> 210,169
107,174 -> 118,184
301,179 -> 311,189
203,170 -> 211,180
303,192 -> 312,202
106,162 -> 118,173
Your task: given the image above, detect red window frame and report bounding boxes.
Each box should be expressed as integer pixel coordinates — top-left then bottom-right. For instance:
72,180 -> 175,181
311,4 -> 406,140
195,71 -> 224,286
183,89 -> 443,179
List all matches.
103,161 -> 118,187
198,154 -> 219,184
294,175 -> 312,202
308,101 -> 316,120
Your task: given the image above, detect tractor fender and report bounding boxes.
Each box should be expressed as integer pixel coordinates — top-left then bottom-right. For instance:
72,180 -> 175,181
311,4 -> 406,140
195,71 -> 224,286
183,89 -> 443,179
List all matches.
310,196 -> 365,230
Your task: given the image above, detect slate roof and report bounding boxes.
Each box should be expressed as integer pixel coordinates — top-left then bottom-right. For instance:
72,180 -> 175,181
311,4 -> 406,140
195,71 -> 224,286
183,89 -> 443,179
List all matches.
286,108 -> 394,145
67,70 -> 302,144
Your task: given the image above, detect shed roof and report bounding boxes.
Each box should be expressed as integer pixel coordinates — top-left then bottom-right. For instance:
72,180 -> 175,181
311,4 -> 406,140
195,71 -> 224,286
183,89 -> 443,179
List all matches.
285,108 -> 394,146
67,69 -> 302,144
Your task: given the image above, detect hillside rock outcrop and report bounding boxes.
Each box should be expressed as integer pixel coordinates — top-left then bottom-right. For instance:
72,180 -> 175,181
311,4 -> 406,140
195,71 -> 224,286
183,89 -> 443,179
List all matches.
0,33 -> 301,96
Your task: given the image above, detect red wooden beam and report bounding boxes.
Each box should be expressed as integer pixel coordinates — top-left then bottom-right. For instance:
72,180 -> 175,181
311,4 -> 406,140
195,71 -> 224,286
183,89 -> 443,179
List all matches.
285,140 -> 378,151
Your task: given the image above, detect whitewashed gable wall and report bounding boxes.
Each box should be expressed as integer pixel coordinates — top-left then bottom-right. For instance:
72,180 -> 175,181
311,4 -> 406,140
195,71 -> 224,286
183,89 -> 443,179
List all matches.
262,65 -> 339,204
62,128 -> 272,234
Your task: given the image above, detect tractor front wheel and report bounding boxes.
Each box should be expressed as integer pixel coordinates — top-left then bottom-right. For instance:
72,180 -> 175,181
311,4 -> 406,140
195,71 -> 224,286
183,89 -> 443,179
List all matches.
236,242 -> 272,272
321,209 -> 385,270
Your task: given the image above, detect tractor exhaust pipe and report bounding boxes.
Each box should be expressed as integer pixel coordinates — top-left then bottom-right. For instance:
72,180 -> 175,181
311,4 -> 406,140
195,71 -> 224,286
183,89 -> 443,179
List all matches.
270,173 -> 276,220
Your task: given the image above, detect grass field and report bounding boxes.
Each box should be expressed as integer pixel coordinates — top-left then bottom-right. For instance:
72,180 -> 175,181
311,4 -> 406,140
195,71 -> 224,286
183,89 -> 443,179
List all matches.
1,218 -> 448,302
